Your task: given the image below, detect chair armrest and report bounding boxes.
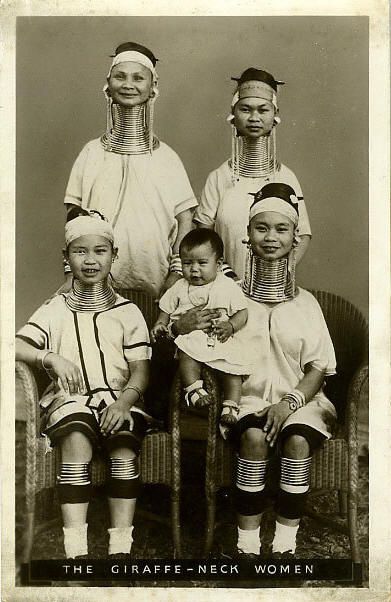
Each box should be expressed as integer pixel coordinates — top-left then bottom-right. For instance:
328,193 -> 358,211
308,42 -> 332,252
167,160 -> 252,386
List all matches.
345,363 -> 369,444
345,363 -> 368,494
15,361 -> 40,437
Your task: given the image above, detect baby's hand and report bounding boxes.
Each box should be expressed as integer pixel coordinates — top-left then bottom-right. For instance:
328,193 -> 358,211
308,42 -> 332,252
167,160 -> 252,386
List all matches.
213,320 -> 234,343
151,322 -> 169,343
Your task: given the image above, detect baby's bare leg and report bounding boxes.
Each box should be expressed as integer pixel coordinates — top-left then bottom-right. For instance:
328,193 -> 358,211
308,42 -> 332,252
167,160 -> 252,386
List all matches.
178,351 -> 202,387
222,373 -> 242,402
179,351 -> 210,407
220,373 -> 242,426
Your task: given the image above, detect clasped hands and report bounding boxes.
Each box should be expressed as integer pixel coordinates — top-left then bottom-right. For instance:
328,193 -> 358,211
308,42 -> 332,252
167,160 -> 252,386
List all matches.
151,304 -> 232,343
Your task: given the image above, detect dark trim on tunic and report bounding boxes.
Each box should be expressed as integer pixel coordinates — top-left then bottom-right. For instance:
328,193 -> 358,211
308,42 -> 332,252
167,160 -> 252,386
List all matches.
16,334 -> 44,350
93,313 -> 117,401
95,300 -> 133,314
73,312 -> 91,393
86,386 -> 119,396
26,322 -> 49,348
123,342 -> 151,350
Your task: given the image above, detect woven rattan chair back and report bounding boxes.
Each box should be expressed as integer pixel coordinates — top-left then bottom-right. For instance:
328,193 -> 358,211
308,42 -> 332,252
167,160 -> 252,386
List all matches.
309,290 -> 368,419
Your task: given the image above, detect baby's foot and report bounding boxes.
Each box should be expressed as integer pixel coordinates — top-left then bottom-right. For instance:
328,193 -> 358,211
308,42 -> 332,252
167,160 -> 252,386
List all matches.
220,400 -> 239,426
184,380 -> 210,408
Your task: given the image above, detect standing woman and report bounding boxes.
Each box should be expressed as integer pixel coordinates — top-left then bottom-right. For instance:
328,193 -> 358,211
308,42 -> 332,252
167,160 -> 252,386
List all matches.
63,42 -> 197,297
194,68 -> 311,280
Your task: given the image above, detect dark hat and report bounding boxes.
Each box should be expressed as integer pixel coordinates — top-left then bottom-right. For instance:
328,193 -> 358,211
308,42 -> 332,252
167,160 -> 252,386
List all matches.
111,42 -> 158,66
250,182 -> 299,214
232,68 -> 284,92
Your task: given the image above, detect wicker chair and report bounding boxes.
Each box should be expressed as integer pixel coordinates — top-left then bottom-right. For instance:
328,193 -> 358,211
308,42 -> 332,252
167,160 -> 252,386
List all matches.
171,290 -> 368,567
16,289 -> 182,561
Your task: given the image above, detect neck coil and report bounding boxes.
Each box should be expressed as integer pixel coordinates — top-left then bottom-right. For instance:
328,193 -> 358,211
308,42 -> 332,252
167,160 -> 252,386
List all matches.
66,279 -> 117,312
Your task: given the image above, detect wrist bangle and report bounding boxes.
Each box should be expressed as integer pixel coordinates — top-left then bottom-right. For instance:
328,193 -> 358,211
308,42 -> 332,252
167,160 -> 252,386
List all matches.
227,320 -> 235,335
36,350 -> 53,370
281,389 -> 306,412
167,321 -> 178,339
292,388 -> 306,405
122,384 -> 142,401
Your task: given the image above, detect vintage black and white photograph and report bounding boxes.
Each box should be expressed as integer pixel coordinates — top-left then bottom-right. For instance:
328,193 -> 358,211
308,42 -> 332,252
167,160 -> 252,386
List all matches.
1,1 -> 390,599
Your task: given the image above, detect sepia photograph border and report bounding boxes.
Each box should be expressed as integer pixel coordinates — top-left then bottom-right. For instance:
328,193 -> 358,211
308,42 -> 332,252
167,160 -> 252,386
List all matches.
1,1 -> 390,601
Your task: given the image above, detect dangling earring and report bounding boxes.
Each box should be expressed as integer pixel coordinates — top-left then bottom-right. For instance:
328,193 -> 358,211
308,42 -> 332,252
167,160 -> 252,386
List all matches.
242,245 -> 255,297
104,90 -> 113,152
272,114 -> 280,176
287,247 -> 297,295
147,97 -> 155,154
231,123 -> 240,184
147,80 -> 159,154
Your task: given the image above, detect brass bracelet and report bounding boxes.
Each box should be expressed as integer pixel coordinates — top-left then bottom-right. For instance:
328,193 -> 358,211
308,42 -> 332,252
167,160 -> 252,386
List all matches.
227,320 -> 235,335
122,384 -> 142,401
167,321 -> 178,339
35,349 -> 53,370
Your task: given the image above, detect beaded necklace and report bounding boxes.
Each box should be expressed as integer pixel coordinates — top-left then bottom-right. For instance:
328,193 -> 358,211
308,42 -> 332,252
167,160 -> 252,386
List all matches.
66,279 -> 117,313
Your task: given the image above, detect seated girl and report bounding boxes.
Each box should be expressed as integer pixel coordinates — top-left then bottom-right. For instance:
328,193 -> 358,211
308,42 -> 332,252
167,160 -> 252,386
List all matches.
222,182 -> 337,558
16,213 -> 152,559
151,229 -> 253,424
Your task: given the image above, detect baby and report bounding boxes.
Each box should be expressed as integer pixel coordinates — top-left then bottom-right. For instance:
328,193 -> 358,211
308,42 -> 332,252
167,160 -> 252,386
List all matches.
151,229 -> 253,424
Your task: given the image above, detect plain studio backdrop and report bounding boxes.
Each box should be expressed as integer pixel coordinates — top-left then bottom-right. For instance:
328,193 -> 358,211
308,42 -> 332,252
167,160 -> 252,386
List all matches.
16,16 -> 368,327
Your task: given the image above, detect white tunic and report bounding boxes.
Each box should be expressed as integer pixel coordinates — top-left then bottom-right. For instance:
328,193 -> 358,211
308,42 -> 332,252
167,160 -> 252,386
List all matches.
238,289 -> 337,438
194,161 -> 311,280
159,273 -> 254,375
64,139 -> 197,296
16,294 -> 151,413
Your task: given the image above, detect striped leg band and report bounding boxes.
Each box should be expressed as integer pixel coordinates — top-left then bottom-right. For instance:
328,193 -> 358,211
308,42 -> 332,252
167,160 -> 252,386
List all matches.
107,457 -> 141,499
236,457 -> 269,492
235,457 -> 269,516
277,456 -> 312,519
280,457 -> 312,493
57,462 -> 91,504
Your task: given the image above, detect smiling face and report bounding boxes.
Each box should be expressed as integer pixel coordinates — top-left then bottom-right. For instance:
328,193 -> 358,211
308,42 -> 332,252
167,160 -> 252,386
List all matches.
66,234 -> 117,285
248,211 -> 295,260
108,61 -> 153,107
234,97 -> 276,138
180,241 -> 222,286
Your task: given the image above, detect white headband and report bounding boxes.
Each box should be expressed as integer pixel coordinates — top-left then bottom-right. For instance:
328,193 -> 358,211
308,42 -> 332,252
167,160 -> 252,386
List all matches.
231,89 -> 278,110
227,88 -> 278,123
65,215 -> 115,247
107,51 -> 157,79
249,197 -> 298,226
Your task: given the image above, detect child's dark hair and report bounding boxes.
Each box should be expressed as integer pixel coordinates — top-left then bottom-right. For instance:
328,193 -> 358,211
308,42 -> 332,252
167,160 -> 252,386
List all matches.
179,229 -> 224,259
